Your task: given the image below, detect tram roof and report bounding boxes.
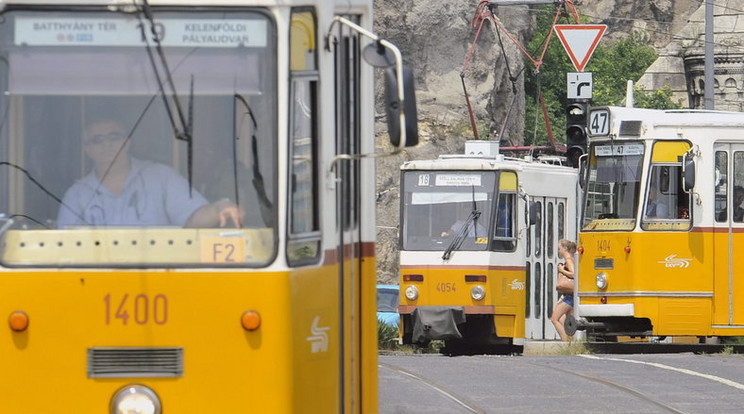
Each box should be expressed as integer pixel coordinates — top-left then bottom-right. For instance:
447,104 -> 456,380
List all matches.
594,106 -> 744,138
401,154 -> 577,174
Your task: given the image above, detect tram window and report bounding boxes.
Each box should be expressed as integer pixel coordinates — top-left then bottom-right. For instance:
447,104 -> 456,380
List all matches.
732,152 -> 744,223
525,207 -> 531,257
534,201 -> 542,258
557,202 -> 565,240
641,141 -> 692,230
400,172 -> 496,252
547,202 -> 554,258
0,10 -> 280,267
287,9 -> 320,265
582,144 -> 643,229
641,164 -> 691,230
492,193 -> 516,252
547,263 -> 554,319
715,151 -> 728,222
525,265 -> 531,319
533,262 -> 542,319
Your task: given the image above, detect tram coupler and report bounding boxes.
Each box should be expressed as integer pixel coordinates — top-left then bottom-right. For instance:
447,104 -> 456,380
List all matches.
564,315 -> 605,336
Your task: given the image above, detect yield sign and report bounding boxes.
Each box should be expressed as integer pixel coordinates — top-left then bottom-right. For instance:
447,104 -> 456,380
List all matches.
553,24 -> 607,72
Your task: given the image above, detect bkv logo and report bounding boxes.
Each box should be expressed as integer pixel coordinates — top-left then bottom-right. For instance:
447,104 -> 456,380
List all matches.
307,316 -> 330,353
658,254 -> 691,268
508,279 -> 525,290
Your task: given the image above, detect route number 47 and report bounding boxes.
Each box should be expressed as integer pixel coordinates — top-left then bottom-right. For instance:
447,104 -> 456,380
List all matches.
589,109 -> 609,136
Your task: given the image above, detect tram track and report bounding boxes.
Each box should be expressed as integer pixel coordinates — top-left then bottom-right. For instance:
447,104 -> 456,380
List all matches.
379,362 -> 489,414
381,356 -> 689,414
523,359 -> 689,414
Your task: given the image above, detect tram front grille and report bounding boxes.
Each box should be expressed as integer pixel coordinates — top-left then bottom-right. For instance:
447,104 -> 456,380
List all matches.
87,347 -> 183,378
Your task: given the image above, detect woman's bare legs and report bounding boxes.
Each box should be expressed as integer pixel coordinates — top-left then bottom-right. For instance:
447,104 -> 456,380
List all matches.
551,299 -> 573,341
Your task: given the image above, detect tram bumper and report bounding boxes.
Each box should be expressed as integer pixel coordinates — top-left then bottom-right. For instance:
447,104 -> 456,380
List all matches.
411,306 -> 466,343
567,304 -> 636,335
567,303 -> 652,337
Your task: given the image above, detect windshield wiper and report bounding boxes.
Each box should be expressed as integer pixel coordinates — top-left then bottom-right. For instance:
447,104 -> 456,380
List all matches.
443,187 -> 481,260
234,94 -> 274,225
442,208 -> 480,260
137,0 -> 195,192
0,162 -> 85,225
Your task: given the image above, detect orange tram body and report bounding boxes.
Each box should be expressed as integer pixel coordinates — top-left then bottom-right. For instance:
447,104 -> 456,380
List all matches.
575,106 -> 744,340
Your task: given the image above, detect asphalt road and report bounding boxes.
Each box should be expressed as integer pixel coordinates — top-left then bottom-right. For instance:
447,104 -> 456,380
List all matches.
379,351 -> 744,413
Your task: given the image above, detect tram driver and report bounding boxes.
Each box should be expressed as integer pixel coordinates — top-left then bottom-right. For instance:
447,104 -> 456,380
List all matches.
440,202 -> 487,239
645,183 -> 669,219
57,117 -> 243,228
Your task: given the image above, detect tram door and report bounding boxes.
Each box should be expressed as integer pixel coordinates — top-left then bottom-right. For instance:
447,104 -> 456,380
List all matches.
525,197 -> 567,340
712,144 -> 744,327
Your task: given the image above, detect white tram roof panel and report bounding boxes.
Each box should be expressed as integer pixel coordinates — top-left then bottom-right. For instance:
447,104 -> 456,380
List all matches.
592,106 -> 744,139
401,154 -> 577,175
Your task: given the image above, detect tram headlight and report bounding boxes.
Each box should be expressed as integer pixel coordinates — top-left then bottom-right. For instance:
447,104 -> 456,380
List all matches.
471,285 -> 486,301
596,272 -> 608,290
110,384 -> 161,414
404,285 -> 419,301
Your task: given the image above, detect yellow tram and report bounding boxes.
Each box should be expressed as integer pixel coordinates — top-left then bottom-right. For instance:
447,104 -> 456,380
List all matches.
575,106 -> 744,340
398,142 -> 579,352
0,0 -> 417,412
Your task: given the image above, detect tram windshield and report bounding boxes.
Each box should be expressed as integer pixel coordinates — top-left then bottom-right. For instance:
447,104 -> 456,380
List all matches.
582,142 -> 644,230
0,9 -> 277,267
401,171 -> 496,252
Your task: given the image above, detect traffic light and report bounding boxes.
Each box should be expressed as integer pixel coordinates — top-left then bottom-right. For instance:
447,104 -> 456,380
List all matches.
565,100 -> 588,168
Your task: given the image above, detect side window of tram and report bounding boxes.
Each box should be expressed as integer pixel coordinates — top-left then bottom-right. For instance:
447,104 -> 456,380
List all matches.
493,193 -> 516,251
288,9 -> 321,265
547,202 -> 554,258
715,151 -> 728,222
644,165 -> 689,220
534,201 -> 542,258
643,142 -> 692,228
732,152 -> 744,223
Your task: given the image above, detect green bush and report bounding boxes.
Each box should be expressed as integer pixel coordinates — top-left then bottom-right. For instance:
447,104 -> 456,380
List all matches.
377,319 -> 400,350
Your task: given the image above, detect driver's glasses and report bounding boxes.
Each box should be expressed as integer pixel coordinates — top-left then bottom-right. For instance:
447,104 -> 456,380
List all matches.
86,132 -> 125,145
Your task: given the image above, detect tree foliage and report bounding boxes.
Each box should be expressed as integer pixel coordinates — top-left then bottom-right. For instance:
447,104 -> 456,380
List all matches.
520,6 -> 681,145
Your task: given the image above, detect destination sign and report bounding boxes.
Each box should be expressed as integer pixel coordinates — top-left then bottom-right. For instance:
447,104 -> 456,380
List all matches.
435,174 -> 482,187
594,144 -> 644,157
15,16 -> 267,48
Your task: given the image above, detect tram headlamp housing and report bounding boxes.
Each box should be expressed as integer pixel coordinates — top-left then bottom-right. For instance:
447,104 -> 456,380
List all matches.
110,384 -> 161,414
471,285 -> 486,301
404,285 -> 419,300
596,272 -> 608,290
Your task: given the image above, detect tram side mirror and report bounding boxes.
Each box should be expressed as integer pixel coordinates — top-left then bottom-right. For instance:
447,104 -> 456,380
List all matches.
682,154 -> 696,192
528,201 -> 537,226
385,64 -> 419,148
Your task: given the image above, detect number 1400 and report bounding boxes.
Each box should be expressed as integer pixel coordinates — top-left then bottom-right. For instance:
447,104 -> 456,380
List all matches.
104,293 -> 168,325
